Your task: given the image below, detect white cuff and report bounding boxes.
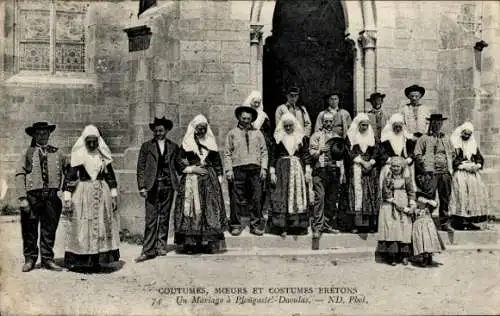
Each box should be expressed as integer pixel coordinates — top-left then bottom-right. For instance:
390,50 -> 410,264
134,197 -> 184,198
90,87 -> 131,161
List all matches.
218,176 -> 223,183
63,191 -> 72,201
111,188 -> 118,197
183,166 -> 193,173
270,167 -> 276,175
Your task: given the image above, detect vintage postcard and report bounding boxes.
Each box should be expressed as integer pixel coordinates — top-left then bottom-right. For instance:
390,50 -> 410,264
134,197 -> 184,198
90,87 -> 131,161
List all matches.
0,0 -> 499,315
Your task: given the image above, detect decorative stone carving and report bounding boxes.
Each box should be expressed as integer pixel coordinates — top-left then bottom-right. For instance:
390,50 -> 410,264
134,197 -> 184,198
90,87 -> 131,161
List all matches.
358,30 -> 377,50
124,25 -> 152,52
250,24 -> 263,46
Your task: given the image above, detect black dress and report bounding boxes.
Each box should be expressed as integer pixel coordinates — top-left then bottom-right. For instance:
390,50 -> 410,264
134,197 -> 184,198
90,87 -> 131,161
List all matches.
173,147 -> 228,252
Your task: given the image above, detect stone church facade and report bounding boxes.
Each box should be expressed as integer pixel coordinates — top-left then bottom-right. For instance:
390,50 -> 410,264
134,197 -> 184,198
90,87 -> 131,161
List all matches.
1,1 -> 499,232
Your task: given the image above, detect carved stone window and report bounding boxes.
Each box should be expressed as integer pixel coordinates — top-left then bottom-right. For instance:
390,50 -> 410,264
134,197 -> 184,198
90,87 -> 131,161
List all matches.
457,3 -> 483,34
16,0 -> 86,73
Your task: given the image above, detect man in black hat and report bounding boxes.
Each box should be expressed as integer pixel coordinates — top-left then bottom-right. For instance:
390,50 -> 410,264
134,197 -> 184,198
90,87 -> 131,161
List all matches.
275,86 -> 312,137
400,84 -> 432,139
366,92 -> 387,143
15,122 -> 68,272
314,91 -> 352,138
309,112 -> 349,238
135,117 -> 180,262
414,114 -> 455,232
224,106 -> 268,236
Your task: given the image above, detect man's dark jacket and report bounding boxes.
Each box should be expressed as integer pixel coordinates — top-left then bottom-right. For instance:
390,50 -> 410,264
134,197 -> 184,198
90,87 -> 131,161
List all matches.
136,139 -> 180,191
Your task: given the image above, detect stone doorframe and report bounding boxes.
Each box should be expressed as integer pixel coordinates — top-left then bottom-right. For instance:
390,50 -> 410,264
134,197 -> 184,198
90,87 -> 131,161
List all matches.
248,0 -> 378,114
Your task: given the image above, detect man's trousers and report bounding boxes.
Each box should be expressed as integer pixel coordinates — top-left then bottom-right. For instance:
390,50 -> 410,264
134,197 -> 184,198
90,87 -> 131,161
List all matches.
416,171 -> 452,224
21,189 -> 62,262
230,165 -> 263,231
142,180 -> 175,256
312,167 -> 340,233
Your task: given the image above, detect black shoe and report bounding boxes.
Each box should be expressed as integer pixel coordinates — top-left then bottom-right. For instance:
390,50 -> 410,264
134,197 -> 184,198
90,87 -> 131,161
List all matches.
250,229 -> 264,236
402,257 -> 409,266
42,260 -> 63,271
230,229 -> 242,236
135,254 -> 156,263
22,259 -> 36,272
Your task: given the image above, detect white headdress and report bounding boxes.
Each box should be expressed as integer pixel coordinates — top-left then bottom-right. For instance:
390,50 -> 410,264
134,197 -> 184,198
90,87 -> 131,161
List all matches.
242,90 -> 268,130
70,125 -> 113,168
380,113 -> 411,155
347,113 -> 375,152
274,112 -> 305,155
182,114 -> 218,158
450,121 -> 478,160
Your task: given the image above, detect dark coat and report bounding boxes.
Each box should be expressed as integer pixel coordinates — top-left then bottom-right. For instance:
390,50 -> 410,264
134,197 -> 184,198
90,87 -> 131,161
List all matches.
136,139 -> 180,191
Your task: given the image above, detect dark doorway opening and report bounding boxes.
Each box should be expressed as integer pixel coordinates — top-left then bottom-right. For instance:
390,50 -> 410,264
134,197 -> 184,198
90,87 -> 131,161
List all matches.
263,0 -> 356,129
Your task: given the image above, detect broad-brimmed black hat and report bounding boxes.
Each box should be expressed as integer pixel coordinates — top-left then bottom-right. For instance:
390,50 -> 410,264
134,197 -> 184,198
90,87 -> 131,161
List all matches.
404,84 -> 426,98
149,117 -> 173,131
25,122 -> 56,137
366,92 -> 386,103
234,106 -> 258,122
426,114 -> 448,121
327,136 -> 348,161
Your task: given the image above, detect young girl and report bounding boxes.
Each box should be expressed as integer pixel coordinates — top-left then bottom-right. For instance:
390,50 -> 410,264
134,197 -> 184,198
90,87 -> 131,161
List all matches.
378,157 -> 415,266
413,192 -> 446,267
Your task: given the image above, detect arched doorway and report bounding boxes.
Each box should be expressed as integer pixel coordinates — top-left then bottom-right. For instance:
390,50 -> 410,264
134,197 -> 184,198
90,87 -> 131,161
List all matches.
262,0 -> 356,128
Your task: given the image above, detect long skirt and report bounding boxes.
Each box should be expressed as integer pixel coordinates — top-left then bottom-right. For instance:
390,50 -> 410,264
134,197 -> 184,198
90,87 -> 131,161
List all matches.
64,180 -> 120,270
412,212 -> 445,255
348,163 -> 379,229
269,157 -> 311,235
449,170 -> 489,222
174,167 -> 227,250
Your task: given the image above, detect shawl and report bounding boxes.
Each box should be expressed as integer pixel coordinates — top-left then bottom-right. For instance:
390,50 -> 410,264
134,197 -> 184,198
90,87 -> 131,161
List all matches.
347,113 -> 375,153
450,121 -> 478,160
243,90 -> 268,130
182,114 -> 218,160
274,112 -> 305,156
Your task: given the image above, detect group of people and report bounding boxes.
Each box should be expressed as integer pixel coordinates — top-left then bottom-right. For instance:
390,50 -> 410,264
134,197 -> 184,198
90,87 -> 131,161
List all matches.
15,83 -> 490,273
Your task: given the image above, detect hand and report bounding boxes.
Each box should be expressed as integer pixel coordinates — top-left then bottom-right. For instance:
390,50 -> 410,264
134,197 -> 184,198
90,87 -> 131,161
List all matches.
19,198 -> 30,212
226,170 -> 234,182
192,166 -> 208,176
270,173 -> 277,185
112,196 -> 118,212
340,173 -> 346,184
139,189 -> 147,198
406,158 -> 413,165
260,169 -> 267,181
319,154 -> 325,165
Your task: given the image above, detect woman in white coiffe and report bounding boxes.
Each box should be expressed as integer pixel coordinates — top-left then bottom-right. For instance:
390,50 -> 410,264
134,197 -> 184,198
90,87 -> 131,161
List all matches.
268,112 -> 313,237
449,122 -> 489,230
63,125 -> 120,272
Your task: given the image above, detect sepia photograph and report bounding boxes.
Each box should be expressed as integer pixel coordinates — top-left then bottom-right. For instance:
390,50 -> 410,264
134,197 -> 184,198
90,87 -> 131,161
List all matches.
0,0 -> 499,315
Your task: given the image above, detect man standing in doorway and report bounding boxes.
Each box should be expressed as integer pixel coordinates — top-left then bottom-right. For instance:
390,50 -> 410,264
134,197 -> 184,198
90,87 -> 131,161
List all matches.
400,84 -> 432,139
275,86 -> 312,137
366,92 -> 387,143
135,117 -> 180,262
414,114 -> 455,232
314,91 -> 352,138
225,106 -> 268,236
16,122 -> 68,272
